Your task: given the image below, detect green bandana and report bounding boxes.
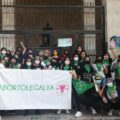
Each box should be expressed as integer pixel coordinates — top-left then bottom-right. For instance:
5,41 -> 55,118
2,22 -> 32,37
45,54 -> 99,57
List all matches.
26,65 -> 31,69
103,60 -> 109,66
116,66 -> 120,77
96,63 -> 103,71
73,61 -> 78,66
43,59 -> 49,65
85,65 -> 91,73
11,64 -> 19,69
63,65 -> 70,71
107,85 -> 116,96
0,54 -> 5,59
52,65 -> 58,70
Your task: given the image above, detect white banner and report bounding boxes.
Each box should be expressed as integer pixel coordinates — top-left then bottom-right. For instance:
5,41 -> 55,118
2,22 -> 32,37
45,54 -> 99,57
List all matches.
0,69 -> 72,110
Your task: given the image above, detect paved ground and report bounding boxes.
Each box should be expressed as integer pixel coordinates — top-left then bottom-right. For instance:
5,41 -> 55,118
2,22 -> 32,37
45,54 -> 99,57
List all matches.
1,114 -> 120,120
0,110 -> 120,120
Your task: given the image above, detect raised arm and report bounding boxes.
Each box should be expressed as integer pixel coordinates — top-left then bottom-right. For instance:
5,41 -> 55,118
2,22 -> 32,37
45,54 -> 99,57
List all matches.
20,41 -> 27,54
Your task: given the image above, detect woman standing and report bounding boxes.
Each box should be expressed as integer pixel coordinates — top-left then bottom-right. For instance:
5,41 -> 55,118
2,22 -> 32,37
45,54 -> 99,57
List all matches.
57,57 -> 72,114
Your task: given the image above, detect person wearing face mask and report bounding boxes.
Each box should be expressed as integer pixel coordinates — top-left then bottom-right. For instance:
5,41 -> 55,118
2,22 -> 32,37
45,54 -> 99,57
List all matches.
71,55 -> 81,111
0,59 -> 5,69
103,53 -> 112,80
41,49 -> 51,69
22,58 -> 33,69
72,54 -> 81,78
33,56 -> 43,70
57,57 -> 71,114
92,74 -> 114,115
52,49 -> 59,59
80,56 -> 94,83
93,56 -> 108,88
0,47 -> 7,59
74,56 -> 102,117
51,58 -> 59,70
62,57 -> 72,70
3,56 -> 9,68
105,79 -> 120,116
9,57 -> 21,69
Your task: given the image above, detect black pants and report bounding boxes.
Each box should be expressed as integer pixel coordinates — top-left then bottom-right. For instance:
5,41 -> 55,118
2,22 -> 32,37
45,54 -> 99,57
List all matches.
110,100 -> 120,110
74,87 -> 104,112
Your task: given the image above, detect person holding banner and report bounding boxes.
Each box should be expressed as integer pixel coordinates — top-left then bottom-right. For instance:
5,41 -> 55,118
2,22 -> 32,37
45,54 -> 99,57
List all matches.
32,56 -> 44,70
72,54 -> 81,78
0,47 -> 7,59
57,57 -> 72,114
9,57 -> 21,69
22,57 -> 33,69
0,59 -> 5,69
51,58 -> 60,70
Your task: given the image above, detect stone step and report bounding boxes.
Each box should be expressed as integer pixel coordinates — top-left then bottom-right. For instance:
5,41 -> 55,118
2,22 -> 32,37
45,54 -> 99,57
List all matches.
1,115 -> 120,120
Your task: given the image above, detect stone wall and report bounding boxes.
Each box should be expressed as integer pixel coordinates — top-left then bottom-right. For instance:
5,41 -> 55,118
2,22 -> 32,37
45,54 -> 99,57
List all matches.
104,0 -> 120,57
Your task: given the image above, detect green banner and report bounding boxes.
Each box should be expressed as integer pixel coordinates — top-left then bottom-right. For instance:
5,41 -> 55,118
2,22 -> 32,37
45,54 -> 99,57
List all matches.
72,79 -> 94,95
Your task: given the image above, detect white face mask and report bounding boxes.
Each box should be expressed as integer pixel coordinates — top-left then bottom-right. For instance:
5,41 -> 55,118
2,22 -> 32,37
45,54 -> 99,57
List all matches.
74,57 -> 79,61
26,62 -> 32,66
95,80 -> 102,84
1,50 -> 6,55
107,82 -> 113,87
35,60 -> 40,65
65,60 -> 70,65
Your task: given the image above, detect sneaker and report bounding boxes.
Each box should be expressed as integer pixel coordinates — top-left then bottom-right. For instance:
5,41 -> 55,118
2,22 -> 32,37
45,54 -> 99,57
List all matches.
108,110 -> 112,116
65,110 -> 70,114
74,111 -> 82,118
57,110 -> 62,114
91,107 -> 97,115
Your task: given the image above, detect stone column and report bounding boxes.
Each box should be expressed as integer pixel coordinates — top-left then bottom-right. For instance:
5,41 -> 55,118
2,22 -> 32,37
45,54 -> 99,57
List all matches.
0,0 -> 15,50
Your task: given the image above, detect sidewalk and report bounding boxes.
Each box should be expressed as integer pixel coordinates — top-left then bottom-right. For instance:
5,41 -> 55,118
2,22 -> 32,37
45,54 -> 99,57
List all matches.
1,114 -> 120,120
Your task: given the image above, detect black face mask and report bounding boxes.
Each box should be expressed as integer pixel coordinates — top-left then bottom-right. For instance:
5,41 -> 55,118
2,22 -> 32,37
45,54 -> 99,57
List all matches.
51,62 -> 57,66
44,56 -> 48,59
97,59 -> 102,63
84,61 -> 90,64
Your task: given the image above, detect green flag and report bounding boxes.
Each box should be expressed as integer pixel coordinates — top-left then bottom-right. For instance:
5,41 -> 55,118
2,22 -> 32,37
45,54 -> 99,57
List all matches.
72,79 -> 94,95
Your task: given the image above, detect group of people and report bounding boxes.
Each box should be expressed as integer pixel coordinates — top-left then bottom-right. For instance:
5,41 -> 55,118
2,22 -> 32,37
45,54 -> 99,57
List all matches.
0,42 -> 120,117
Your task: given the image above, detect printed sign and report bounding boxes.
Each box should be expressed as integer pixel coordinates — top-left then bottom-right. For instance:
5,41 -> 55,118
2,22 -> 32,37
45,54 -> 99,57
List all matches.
58,38 -> 72,47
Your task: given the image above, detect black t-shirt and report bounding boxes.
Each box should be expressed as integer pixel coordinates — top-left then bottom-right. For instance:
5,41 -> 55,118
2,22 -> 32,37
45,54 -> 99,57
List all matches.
80,63 -> 94,83
72,61 -> 81,76
33,64 -> 44,69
